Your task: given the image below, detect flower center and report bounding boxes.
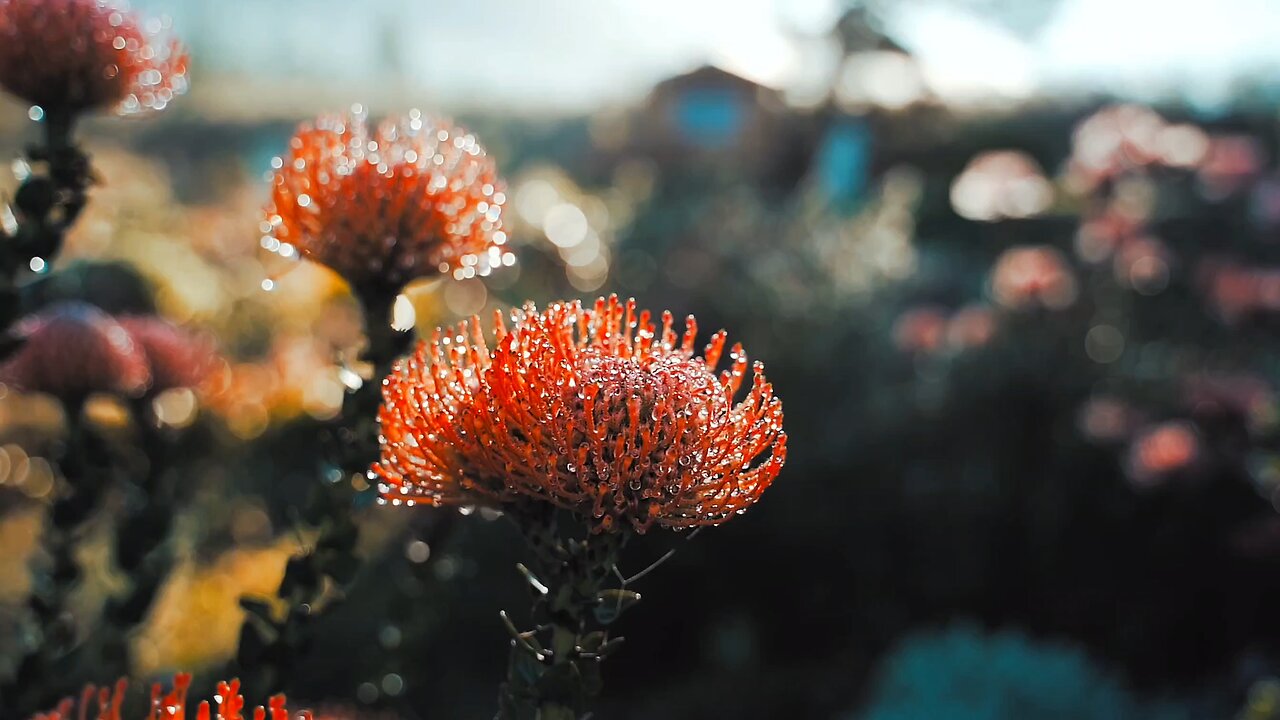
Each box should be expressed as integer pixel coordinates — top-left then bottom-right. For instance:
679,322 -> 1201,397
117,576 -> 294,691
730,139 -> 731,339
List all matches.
562,350 -> 725,530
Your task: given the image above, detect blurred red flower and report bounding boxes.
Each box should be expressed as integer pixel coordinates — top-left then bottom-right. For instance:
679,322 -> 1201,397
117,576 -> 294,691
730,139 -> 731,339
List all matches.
30,673 -> 309,720
264,110 -> 509,291
375,295 -> 787,533
0,0 -> 187,116
0,302 -> 149,399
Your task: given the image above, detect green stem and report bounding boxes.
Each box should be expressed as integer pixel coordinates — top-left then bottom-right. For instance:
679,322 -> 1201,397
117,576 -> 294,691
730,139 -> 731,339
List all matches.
499,507 -> 629,720
231,287 -> 415,697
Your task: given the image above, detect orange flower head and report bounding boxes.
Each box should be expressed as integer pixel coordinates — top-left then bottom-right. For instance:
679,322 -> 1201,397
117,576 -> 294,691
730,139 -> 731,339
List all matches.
0,302 -> 149,398
29,673 -> 311,720
264,110 -> 509,290
0,0 -> 188,116
375,295 -> 787,533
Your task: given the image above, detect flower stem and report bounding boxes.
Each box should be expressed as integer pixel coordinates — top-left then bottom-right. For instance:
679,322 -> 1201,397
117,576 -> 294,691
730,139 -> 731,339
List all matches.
1,109 -> 90,353
3,397 -> 113,713
231,289 -> 415,697
96,400 -> 184,671
499,507 -> 630,720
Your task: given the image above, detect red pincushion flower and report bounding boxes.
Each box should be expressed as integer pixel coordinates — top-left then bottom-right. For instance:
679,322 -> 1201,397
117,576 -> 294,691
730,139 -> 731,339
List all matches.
264,110 -> 509,290
0,302 -> 149,398
0,0 -> 188,116
30,673 -> 310,720
374,295 -> 787,533
118,315 -> 218,393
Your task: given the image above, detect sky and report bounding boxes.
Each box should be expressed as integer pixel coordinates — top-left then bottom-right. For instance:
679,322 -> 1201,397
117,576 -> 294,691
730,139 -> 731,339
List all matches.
132,0 -> 1280,112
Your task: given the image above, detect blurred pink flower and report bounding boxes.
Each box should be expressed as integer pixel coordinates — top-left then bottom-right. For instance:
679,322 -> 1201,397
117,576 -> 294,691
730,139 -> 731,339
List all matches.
0,302 -> 148,399
1075,209 -> 1142,263
1069,105 -> 1166,188
117,316 -> 218,393
1199,260 -> 1280,322
946,304 -> 997,349
1198,135 -> 1264,198
892,306 -> 949,354
989,245 -> 1078,310
1112,236 -> 1172,294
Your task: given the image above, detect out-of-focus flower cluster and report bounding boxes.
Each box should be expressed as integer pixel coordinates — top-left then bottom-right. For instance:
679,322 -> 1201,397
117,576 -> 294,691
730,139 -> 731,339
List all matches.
892,304 -> 996,356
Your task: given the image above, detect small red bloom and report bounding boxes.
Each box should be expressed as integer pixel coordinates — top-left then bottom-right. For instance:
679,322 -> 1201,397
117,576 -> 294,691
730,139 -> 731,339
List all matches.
30,673 -> 310,720
0,302 -> 149,398
375,296 -> 787,533
0,0 -> 188,116
1127,421 -> 1199,488
118,315 -> 218,393
264,110 -> 509,290
989,245 -> 1078,311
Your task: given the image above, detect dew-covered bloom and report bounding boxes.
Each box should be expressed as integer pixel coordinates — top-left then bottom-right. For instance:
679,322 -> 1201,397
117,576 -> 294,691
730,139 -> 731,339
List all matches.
0,302 -> 148,398
0,0 -> 188,116
118,316 -> 218,393
264,110 -> 509,290
30,673 -> 310,720
989,245 -> 1078,311
375,295 -> 787,533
